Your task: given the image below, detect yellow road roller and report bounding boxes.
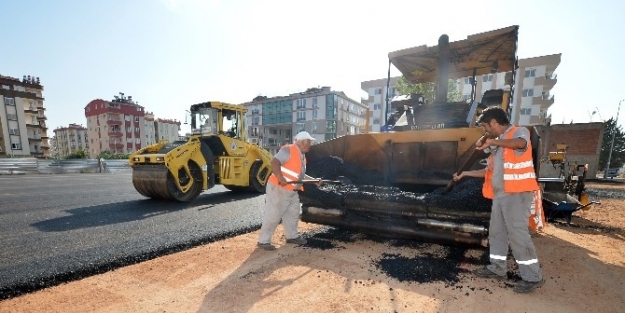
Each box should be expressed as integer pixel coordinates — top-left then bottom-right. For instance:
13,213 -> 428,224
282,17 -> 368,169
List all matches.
129,101 -> 273,201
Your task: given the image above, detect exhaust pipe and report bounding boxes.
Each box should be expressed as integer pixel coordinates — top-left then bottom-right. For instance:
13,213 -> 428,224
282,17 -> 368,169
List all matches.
301,212 -> 488,247
417,219 -> 488,234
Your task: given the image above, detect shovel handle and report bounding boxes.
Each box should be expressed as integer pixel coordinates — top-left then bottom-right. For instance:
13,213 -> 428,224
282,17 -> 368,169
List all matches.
285,179 -> 340,184
445,134 -> 489,192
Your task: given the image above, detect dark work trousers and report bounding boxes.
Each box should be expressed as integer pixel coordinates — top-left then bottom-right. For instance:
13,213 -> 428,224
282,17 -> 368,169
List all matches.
487,191 -> 543,282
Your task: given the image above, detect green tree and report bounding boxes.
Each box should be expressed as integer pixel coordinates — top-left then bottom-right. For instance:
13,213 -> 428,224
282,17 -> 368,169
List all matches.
599,117 -> 625,170
66,149 -> 88,159
396,76 -> 462,103
99,150 -> 130,159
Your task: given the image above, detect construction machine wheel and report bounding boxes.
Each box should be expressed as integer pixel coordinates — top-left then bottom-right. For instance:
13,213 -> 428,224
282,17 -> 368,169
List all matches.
166,162 -> 203,202
249,160 -> 269,193
132,162 -> 203,202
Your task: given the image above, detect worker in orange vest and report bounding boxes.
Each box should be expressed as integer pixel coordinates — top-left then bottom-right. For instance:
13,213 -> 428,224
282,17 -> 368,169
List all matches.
453,106 -> 545,293
257,131 -> 322,251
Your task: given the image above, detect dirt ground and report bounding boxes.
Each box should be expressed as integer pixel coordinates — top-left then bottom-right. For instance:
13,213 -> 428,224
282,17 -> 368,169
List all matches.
1,183 -> 624,313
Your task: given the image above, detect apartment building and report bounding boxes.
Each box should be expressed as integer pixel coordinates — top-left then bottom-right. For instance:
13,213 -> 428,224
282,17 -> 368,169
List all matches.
458,53 -> 561,126
361,77 -> 399,132
144,112 -> 157,146
53,123 -> 88,158
0,74 -> 50,157
154,118 -> 181,143
84,93 -> 146,158
241,86 -> 368,154
363,53 -> 561,129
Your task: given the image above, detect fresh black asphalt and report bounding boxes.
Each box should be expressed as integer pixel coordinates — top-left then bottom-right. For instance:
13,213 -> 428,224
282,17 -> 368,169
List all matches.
0,172 -> 265,300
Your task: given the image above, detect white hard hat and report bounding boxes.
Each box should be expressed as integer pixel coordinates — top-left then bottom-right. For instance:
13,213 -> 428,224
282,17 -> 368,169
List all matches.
294,131 -> 315,141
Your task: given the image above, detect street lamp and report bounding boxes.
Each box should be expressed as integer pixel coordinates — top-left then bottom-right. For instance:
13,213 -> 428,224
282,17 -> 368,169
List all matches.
605,99 -> 624,178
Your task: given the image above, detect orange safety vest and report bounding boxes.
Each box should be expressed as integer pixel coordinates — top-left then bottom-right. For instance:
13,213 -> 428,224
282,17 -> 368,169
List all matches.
482,126 -> 544,231
267,144 -> 305,191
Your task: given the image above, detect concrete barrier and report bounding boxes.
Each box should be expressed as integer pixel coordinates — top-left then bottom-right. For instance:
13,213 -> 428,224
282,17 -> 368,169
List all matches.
0,158 -> 132,175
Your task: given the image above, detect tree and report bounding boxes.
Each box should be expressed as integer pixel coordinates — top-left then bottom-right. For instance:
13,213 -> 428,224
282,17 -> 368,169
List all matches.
66,149 -> 88,159
396,76 -> 462,103
598,117 -> 625,171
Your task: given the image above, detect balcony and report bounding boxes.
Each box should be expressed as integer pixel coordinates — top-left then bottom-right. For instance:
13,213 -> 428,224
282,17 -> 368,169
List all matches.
24,106 -> 38,113
534,75 -> 557,91
39,121 -> 47,128
107,119 -> 122,125
109,143 -> 124,149
108,131 -> 123,137
534,95 -> 555,109
28,135 -> 42,141
37,113 -> 47,120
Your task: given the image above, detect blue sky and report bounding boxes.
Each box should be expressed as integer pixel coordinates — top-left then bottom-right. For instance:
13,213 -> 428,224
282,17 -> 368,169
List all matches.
2,0 -> 624,134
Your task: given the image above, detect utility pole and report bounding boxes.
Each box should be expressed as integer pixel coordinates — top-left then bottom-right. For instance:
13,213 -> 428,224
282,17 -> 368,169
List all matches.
605,99 -> 624,178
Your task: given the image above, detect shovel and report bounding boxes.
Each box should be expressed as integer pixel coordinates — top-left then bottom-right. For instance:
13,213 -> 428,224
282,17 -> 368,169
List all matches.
285,176 -> 352,185
443,133 -> 488,193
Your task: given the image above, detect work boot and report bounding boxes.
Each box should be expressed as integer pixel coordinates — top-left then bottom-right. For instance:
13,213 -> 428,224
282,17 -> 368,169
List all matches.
514,279 -> 545,293
285,236 -> 307,245
257,242 -> 276,251
473,267 -> 506,280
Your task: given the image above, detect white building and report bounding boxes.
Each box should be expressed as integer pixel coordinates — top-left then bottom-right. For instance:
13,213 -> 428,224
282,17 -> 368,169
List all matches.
361,77 -> 399,132
53,123 -> 89,158
0,74 -> 50,157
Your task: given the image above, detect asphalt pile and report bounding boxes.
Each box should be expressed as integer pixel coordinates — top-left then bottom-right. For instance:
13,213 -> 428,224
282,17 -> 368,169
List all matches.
301,227 -> 495,286
306,155 -> 381,186
301,156 -> 491,215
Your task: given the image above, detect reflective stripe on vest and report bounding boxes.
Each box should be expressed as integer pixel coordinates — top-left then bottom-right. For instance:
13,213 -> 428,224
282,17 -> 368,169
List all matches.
482,126 -> 539,199
267,144 -> 305,191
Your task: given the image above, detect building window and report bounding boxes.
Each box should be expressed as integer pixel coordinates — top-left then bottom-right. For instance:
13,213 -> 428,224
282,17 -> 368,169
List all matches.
312,110 -> 318,120
374,88 -> 382,95
522,89 -> 534,97
296,99 -> 307,109
524,69 -> 536,78
9,128 -> 19,135
2,85 -> 10,90
373,119 -> 380,125
388,87 -> 396,97
11,143 -> 21,150
134,116 -> 139,122
482,74 -> 493,82
326,120 -> 336,133
297,123 -> 305,132
4,98 -> 15,105
373,104 -> 381,110
520,108 -> 532,115
297,111 -> 306,121
312,123 -> 317,133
